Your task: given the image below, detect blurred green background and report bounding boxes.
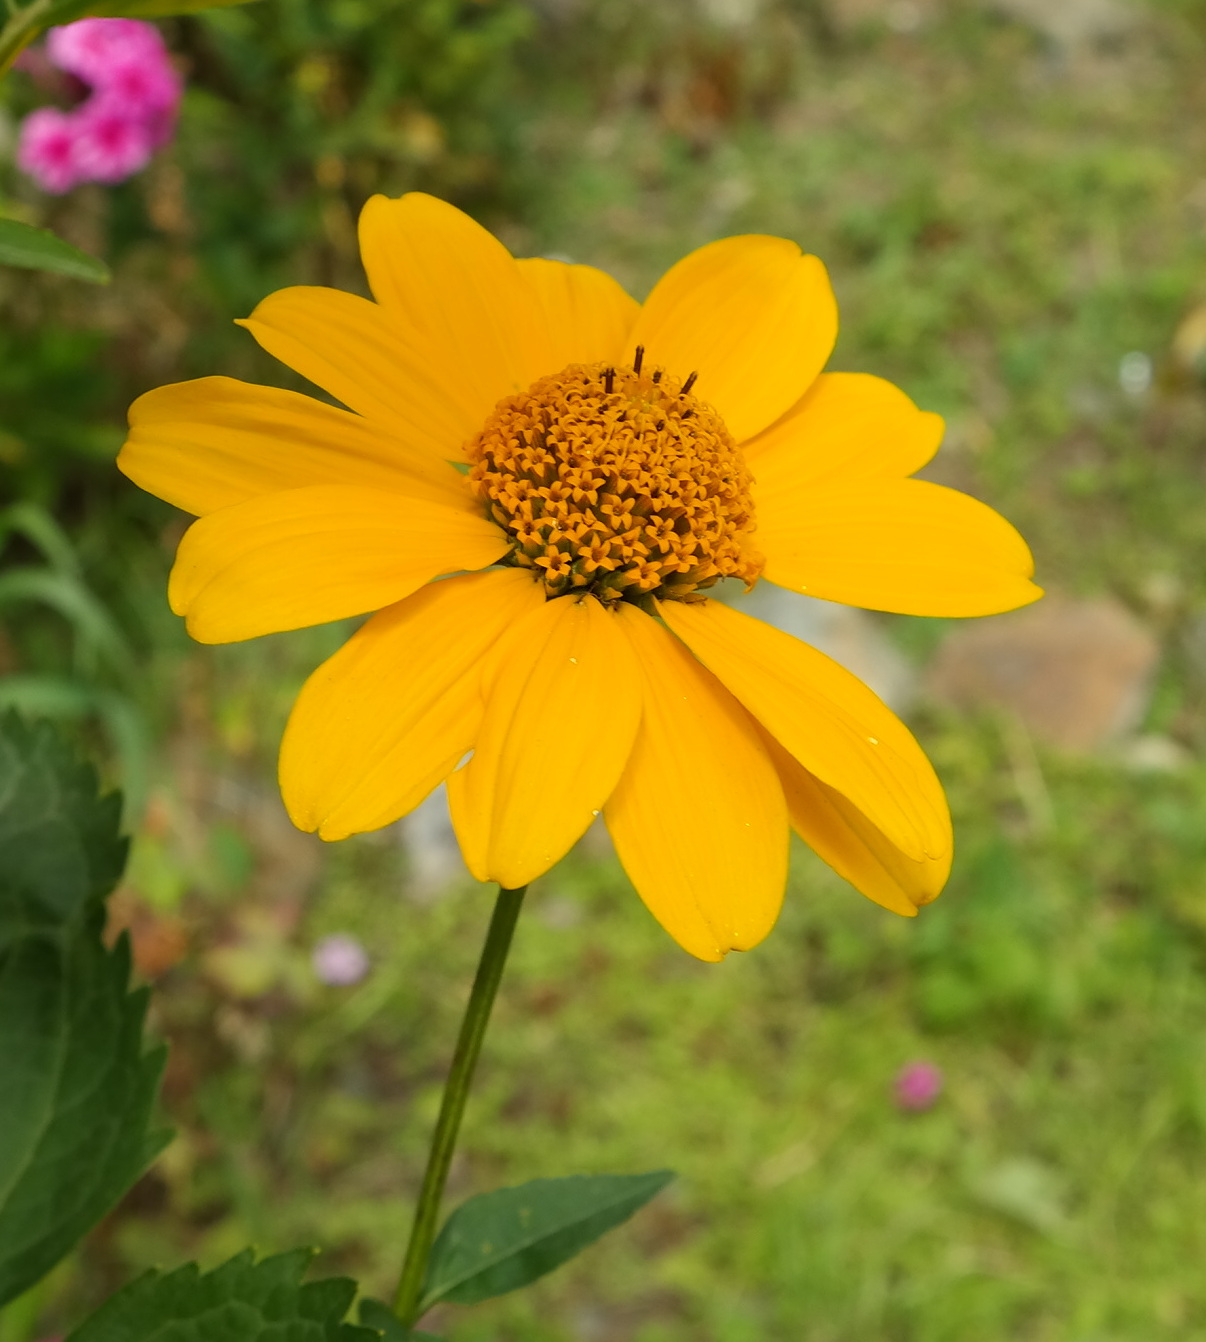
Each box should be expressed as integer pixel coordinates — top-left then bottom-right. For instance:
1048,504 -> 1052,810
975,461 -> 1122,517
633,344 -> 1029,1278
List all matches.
6,0 -> 1206,1337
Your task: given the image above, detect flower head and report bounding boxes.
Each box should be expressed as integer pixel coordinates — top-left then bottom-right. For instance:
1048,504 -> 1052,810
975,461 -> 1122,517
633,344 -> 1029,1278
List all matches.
70,98 -> 156,183
118,195 -> 1041,961
45,18 -> 165,83
894,1060 -> 944,1110
16,19 -> 180,194
312,933 -> 371,986
17,106 -> 83,194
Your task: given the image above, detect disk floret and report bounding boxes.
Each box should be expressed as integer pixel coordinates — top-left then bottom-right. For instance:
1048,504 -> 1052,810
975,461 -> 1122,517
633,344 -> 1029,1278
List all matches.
465,358 -> 763,602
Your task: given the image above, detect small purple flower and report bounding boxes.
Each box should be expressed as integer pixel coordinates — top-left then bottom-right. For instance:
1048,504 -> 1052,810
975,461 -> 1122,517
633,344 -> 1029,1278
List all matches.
16,18 -> 181,194
894,1060 -> 943,1111
312,934 -> 371,987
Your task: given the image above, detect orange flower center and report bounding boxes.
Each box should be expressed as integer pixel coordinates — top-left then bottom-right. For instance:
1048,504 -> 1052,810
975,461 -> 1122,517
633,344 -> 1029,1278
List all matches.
465,350 -> 763,603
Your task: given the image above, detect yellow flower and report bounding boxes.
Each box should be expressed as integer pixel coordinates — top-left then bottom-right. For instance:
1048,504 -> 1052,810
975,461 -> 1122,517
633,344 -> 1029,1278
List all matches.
118,194 -> 1040,961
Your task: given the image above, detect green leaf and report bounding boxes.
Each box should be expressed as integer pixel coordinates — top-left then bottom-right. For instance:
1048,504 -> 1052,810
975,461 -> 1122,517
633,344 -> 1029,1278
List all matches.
0,713 -> 126,939
419,1170 -> 676,1312
0,715 -> 166,1308
66,1248 -> 377,1342
358,1299 -> 441,1340
0,220 -> 109,284
49,0 -> 257,21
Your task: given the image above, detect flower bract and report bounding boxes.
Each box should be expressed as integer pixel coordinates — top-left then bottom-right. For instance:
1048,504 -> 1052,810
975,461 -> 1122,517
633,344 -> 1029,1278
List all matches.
118,193 -> 1041,961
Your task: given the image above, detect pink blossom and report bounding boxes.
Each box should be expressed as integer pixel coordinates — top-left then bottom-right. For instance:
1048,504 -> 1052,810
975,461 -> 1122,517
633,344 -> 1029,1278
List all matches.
17,19 -> 181,193
17,106 -> 83,194
893,1060 -> 943,1111
70,99 -> 155,183
46,18 -> 165,84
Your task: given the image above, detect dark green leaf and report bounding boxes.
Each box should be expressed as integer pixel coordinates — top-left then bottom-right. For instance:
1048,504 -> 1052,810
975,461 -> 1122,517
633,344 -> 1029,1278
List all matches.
358,1298 -> 442,1340
0,715 -> 166,1308
420,1170 -> 676,1311
0,221 -> 109,284
0,713 -> 126,943
48,0 -> 256,21
66,1248 -> 377,1342
0,934 -> 168,1307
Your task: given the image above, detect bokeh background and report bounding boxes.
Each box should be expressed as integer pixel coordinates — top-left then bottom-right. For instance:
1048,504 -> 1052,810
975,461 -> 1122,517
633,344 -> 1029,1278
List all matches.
5,0 -> 1206,1337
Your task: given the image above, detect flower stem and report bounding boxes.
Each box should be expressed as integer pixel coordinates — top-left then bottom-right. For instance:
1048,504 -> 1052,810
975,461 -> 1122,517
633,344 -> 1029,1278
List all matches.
0,0 -> 51,80
392,883 -> 527,1327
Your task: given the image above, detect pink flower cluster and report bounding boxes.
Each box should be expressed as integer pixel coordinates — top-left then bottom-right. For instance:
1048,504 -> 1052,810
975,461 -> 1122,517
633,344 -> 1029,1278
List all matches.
16,19 -> 181,194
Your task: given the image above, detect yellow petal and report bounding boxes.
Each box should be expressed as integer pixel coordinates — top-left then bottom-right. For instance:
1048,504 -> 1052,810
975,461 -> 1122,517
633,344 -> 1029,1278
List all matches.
743,372 -> 944,480
357,193 -> 552,429
446,594 -> 641,889
168,486 -> 506,643
757,479 -> 1043,616
515,257 -> 638,369
281,569 -> 545,840
238,285 -> 482,461
629,235 -> 837,444
119,376 -> 471,517
658,598 -> 950,863
603,603 -> 788,961
764,733 -> 949,917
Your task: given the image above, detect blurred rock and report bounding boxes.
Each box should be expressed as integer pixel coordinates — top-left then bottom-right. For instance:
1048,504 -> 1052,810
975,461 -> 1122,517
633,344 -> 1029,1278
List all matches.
400,785 -> 466,901
828,0 -> 936,33
982,0 -> 1137,51
1111,733 -> 1191,775
741,584 -> 917,712
925,595 -> 1159,752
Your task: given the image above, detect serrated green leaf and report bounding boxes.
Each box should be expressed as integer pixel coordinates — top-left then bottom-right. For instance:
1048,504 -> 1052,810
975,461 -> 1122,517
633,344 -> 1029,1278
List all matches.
0,931 -> 169,1308
66,1248 -> 377,1342
420,1171 -> 676,1312
0,713 -> 126,941
0,715 -> 166,1308
357,1298 -> 442,1340
0,221 -> 109,284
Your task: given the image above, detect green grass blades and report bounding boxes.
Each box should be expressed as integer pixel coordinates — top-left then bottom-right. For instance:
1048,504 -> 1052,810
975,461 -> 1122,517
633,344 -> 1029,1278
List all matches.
0,715 -> 166,1308
419,1172 -> 676,1314
64,1248 -> 374,1342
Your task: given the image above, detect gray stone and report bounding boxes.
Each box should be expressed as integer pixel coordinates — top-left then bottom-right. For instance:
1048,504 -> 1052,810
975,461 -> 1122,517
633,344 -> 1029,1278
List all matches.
982,0 -> 1137,52
924,595 -> 1159,752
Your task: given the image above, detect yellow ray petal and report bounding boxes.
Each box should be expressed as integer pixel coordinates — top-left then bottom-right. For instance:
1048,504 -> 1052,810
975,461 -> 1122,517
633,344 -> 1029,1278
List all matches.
743,372 -> 944,481
119,376 -> 472,517
446,594 -> 641,889
658,598 -> 950,863
763,732 -> 950,917
168,485 -> 506,643
357,193 -> 552,430
603,603 -> 788,962
756,478 -> 1042,617
280,569 -> 544,840
238,285 -> 479,460
628,235 -> 837,444
515,257 -> 639,369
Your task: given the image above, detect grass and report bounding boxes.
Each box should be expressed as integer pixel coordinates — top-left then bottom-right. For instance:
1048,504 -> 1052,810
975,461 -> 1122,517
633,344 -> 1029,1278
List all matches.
11,1 -> 1206,1338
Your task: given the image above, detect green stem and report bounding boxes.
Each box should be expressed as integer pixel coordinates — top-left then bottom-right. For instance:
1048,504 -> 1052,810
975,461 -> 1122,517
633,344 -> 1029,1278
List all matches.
0,0 -> 52,80
393,883 -> 527,1326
